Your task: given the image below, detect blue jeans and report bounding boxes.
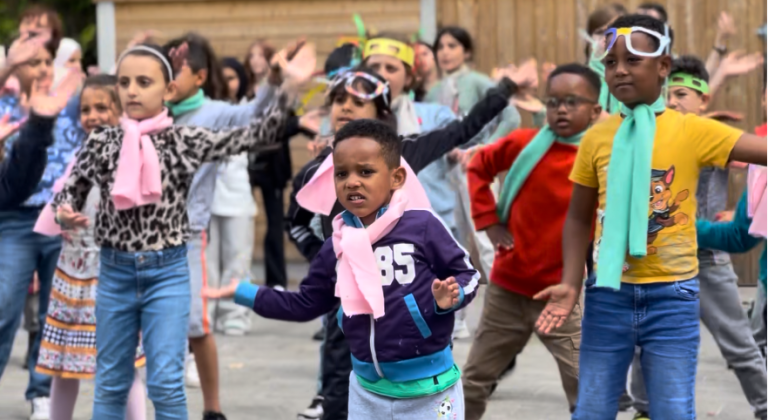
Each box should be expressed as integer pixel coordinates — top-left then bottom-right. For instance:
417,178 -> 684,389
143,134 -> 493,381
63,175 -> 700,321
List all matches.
573,277 -> 700,420
0,209 -> 60,400
93,246 -> 190,420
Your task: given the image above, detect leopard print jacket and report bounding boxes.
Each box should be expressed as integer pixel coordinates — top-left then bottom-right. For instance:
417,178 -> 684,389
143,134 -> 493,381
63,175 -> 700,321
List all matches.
52,91 -> 289,252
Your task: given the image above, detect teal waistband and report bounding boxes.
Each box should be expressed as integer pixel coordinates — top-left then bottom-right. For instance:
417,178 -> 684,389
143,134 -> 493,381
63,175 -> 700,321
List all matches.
351,345 -> 454,383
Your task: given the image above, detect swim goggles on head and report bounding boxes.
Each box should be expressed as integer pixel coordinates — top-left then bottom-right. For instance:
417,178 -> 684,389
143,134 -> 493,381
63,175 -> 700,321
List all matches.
329,70 -> 390,107
594,26 -> 671,61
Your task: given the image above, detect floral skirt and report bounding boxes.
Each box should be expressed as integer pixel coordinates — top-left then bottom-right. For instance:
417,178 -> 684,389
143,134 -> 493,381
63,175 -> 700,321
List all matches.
36,266 -> 145,379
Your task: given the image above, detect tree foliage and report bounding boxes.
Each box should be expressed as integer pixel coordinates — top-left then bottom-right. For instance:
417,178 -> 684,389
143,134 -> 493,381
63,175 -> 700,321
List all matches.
0,0 -> 96,67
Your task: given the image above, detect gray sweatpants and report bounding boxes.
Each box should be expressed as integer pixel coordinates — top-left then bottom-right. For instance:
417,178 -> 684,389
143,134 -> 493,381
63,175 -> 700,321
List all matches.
630,263 -> 767,417
348,373 -> 465,420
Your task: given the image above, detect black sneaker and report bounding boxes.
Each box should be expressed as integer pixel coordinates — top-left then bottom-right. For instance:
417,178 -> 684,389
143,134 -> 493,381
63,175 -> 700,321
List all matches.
312,327 -> 324,341
618,391 -> 633,412
203,411 -> 227,420
297,395 -> 324,419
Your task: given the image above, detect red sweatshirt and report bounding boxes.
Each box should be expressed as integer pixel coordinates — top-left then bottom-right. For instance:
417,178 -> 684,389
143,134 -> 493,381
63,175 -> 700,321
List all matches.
467,128 -> 578,298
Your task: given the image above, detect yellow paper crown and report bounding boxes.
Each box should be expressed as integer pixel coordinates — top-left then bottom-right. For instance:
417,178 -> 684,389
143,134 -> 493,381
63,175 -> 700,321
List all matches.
363,38 -> 415,67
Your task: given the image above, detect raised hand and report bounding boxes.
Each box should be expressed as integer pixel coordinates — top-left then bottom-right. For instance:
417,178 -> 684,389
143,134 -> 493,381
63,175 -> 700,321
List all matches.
6,30 -> 51,68
541,62 -> 556,84
0,114 -> 22,143
533,284 -> 578,334
126,30 -> 164,49
717,50 -> 764,78
55,204 -> 90,229
715,11 -> 736,44
432,277 -> 461,310
512,93 -> 545,114
299,108 -> 327,134
21,70 -> 83,117
273,40 -> 317,90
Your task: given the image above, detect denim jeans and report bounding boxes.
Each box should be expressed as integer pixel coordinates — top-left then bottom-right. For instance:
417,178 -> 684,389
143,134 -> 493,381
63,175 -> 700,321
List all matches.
573,276 -> 700,420
93,245 -> 190,420
0,209 -> 60,400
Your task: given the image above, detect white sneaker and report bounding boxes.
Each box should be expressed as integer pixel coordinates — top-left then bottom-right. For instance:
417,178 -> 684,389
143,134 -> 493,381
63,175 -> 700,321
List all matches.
297,395 -> 324,419
452,319 -> 471,340
185,354 -> 201,388
30,397 -> 50,420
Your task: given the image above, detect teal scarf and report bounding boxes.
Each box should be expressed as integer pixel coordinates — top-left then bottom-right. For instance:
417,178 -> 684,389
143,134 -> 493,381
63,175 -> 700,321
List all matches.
588,58 -> 621,115
166,89 -> 205,117
497,126 -> 584,224
597,96 -> 666,289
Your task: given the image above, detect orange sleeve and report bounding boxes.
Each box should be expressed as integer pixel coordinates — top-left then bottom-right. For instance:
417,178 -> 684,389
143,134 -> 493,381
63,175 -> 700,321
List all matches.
467,129 -> 533,231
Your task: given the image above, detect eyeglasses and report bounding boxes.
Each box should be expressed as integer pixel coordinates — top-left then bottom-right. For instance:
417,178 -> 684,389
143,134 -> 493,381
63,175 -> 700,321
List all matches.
595,26 -> 671,61
544,96 -> 597,111
329,71 -> 390,107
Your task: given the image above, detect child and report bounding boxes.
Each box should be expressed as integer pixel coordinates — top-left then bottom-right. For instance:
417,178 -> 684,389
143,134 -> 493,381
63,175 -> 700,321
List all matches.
34,74 -> 148,420
162,33 -> 277,420
463,63 -> 603,419
628,55 -> 767,420
534,15 -> 767,419
0,27 -> 82,419
208,118 -> 479,420
285,66 -> 522,419
50,42 -> 312,419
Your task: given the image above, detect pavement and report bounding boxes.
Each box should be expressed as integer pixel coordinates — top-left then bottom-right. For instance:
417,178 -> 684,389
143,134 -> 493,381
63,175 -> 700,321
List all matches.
0,283 -> 762,420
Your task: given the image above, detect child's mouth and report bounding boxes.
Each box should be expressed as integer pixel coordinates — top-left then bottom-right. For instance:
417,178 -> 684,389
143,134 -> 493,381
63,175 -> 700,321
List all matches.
347,194 -> 365,205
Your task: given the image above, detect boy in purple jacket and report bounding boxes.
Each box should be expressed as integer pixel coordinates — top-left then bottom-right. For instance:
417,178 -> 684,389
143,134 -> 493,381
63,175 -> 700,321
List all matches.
207,119 -> 478,419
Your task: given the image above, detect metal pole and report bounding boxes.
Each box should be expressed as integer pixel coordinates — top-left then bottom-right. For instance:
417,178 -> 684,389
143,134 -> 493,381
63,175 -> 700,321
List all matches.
96,2 -> 116,73
420,0 -> 437,43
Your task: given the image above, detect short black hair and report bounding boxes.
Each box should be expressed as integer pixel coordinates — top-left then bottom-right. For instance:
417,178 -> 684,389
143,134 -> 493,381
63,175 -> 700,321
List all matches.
434,26 -> 474,59
670,55 -> 709,82
333,119 -> 401,169
610,14 -> 674,51
548,63 -> 602,99
638,2 -> 668,22
325,43 -> 359,76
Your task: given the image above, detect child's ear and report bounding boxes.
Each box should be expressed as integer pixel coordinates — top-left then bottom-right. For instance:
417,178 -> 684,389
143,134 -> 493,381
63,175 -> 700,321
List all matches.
163,81 -> 178,103
699,93 -> 711,113
391,166 -> 406,191
590,103 -> 603,125
194,68 -> 208,89
658,55 -> 673,79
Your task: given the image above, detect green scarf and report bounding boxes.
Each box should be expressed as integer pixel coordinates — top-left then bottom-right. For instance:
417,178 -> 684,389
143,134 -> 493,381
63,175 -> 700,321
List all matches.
588,58 -> 621,115
597,96 -> 666,289
497,126 -> 584,224
166,88 -> 205,117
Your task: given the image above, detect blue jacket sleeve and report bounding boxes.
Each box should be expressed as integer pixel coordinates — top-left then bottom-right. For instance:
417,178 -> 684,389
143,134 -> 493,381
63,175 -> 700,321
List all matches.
697,190 -> 762,253
0,114 -> 55,210
422,211 -> 479,313
234,239 -> 339,322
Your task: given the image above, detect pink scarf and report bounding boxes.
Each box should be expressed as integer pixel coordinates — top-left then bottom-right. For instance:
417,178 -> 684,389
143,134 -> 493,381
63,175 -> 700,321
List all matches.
110,110 -> 172,210
34,160 -> 77,236
747,164 -> 767,238
296,154 -> 431,318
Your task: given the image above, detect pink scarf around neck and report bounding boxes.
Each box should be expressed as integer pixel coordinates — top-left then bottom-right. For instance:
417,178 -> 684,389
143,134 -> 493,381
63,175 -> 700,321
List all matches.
296,153 -> 431,317
110,109 -> 172,210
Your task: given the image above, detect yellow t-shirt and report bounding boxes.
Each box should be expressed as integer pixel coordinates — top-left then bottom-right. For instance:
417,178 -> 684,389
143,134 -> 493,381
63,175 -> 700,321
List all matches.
570,109 -> 742,284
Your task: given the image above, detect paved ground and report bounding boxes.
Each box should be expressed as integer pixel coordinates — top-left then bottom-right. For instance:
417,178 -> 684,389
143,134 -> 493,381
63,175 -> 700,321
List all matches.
0,283 -> 761,420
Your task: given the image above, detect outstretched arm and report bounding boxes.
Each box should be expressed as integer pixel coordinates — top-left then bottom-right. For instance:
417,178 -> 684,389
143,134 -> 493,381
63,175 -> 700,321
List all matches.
0,114 -> 51,209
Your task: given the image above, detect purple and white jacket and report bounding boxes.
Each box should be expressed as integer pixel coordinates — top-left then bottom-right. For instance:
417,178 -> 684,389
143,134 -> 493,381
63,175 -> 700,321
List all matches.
234,208 -> 479,383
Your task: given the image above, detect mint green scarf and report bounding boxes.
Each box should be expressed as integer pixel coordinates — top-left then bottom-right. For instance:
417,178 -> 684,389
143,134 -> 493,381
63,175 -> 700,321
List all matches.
596,96 -> 666,289
166,89 -> 205,117
588,58 -> 621,115
497,126 -> 584,224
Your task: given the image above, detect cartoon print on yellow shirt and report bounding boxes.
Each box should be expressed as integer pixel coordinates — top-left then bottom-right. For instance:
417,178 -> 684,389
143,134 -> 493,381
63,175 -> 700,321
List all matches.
647,165 -> 689,255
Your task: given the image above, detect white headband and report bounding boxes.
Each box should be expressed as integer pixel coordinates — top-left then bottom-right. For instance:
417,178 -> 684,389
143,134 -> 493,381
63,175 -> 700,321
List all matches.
117,45 -> 174,81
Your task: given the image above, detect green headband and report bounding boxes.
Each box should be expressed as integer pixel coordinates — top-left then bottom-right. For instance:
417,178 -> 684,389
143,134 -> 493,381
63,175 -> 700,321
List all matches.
669,72 -> 710,94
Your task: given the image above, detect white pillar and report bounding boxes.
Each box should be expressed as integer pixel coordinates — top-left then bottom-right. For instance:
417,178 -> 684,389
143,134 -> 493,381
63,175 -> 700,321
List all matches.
96,1 -> 116,73
420,0 -> 437,43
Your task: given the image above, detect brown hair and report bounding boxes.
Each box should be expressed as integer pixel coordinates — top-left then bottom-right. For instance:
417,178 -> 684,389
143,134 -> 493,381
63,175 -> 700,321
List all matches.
20,4 -> 63,55
585,4 -> 626,61
243,40 -> 275,99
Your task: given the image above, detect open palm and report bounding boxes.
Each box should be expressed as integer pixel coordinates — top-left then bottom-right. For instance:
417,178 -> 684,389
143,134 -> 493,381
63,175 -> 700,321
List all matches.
21,70 -> 83,117
533,284 -> 578,334
7,30 -> 51,68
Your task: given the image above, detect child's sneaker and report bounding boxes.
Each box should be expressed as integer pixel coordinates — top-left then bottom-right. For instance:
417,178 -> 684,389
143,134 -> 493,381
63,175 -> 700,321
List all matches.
452,319 -> 471,340
633,412 -> 650,420
202,411 -> 227,420
29,396 -> 50,420
297,395 -> 324,419
185,354 -> 201,388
